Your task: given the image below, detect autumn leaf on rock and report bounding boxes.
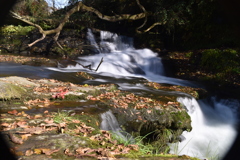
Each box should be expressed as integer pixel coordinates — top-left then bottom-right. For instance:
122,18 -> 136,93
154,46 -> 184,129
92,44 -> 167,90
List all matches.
76,147 -> 94,155
25,150 -> 33,156
8,110 -> 18,115
16,121 -> 28,128
71,119 -> 80,123
17,127 -> 45,134
0,122 -> 10,127
21,134 -> 32,141
42,148 -> 59,155
9,133 -> 23,144
44,118 -> 54,124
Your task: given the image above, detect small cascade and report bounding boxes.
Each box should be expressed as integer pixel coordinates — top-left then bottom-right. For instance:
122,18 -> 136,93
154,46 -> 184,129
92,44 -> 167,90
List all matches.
169,97 -> 238,160
100,110 -> 133,143
49,29 -> 200,87
86,28 -> 101,53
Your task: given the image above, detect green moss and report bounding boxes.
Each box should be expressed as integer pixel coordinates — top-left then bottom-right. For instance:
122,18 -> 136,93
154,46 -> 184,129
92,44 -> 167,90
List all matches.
0,82 -> 26,100
171,111 -> 191,129
64,94 -> 87,100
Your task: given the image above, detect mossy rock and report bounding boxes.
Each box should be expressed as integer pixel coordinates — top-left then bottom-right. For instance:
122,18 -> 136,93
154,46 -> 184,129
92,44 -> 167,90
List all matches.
0,81 -> 26,100
111,107 -> 191,153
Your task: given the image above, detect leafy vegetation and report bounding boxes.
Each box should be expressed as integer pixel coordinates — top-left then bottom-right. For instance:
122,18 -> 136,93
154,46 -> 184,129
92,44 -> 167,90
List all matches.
201,49 -> 240,74
1,25 -> 34,35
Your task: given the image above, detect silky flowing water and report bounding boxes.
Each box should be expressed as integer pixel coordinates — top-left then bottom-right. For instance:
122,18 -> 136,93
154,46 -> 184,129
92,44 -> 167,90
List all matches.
1,29 -> 239,160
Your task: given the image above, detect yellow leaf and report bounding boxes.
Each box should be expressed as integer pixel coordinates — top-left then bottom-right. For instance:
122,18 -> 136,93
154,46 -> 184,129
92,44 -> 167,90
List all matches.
34,148 -> 42,154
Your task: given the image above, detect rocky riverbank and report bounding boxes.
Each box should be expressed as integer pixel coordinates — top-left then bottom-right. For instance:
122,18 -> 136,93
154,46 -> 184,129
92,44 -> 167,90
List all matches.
0,65 -> 205,160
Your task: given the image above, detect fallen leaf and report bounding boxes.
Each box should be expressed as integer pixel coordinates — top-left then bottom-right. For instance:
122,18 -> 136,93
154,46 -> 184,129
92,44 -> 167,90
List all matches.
0,122 -> 10,127
16,121 -> 28,128
21,134 -> 32,141
9,133 -> 23,144
42,148 -> 59,155
147,110 -> 152,114
34,114 -> 43,119
18,127 -> 45,134
44,118 -> 54,124
8,110 -> 18,115
72,119 -> 80,123
25,150 -> 33,156
34,148 -> 42,154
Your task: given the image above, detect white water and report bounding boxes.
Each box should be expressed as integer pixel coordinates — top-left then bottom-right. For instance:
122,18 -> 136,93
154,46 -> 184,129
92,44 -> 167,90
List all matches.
49,29 -> 198,87
169,97 -> 238,159
48,29 -> 239,160
100,110 -> 133,143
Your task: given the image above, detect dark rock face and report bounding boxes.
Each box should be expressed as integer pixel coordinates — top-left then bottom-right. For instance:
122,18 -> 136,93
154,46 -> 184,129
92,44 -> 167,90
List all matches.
0,29 -> 87,58
111,106 -> 191,153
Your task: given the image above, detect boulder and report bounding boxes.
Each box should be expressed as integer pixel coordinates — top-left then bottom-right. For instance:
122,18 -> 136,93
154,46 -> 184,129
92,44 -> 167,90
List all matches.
0,81 -> 26,100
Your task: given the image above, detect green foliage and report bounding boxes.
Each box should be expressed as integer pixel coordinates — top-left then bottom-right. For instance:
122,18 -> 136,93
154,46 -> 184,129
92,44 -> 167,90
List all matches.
53,110 -> 74,123
201,49 -> 240,74
111,131 -> 155,155
1,25 -> 34,35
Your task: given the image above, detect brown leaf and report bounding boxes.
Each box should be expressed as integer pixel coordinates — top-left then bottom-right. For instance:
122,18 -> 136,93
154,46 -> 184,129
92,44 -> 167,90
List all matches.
21,134 -> 32,141
9,133 -> 23,144
146,110 -> 152,114
44,118 -> 54,124
64,148 -> 70,155
72,119 -> 80,123
0,122 -> 10,127
34,114 -> 43,119
121,147 -> 131,153
44,110 -> 49,114
18,127 -> 45,134
17,121 -> 28,128
42,148 -> 59,155
8,110 -> 18,115
25,150 -> 33,156
128,144 -> 139,151
34,148 -> 42,154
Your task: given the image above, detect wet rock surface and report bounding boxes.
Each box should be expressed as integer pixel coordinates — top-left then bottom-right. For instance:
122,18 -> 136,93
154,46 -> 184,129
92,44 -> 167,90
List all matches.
0,75 -> 201,160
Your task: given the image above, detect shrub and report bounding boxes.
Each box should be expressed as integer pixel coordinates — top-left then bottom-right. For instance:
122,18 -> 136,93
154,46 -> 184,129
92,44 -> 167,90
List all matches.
201,49 -> 240,74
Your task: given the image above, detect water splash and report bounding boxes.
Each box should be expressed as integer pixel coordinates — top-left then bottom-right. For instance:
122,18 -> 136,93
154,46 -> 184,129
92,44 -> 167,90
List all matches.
100,110 -> 133,143
169,97 -> 238,160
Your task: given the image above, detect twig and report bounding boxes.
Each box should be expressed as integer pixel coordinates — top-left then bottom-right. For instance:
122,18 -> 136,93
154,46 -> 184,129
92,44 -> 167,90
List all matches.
95,57 -> 103,71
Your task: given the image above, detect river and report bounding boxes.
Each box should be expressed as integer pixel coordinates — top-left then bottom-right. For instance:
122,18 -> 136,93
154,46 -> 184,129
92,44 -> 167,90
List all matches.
0,29 -> 239,160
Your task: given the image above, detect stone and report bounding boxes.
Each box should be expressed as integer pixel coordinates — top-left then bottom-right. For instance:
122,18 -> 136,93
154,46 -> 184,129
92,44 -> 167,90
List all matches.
0,81 -> 26,100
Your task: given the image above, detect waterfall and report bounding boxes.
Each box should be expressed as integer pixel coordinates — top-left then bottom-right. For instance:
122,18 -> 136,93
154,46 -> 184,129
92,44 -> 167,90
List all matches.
50,29 -> 199,87
100,110 -> 133,143
86,28 -> 101,53
47,29 -> 239,159
169,97 -> 238,160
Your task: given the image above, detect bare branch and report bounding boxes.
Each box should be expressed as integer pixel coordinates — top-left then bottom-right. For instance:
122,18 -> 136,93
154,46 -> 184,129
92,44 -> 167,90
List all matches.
28,34 -> 46,47
135,0 -> 148,33
139,22 -> 166,33
11,11 -> 44,33
95,57 -> 103,71
11,1 -> 158,48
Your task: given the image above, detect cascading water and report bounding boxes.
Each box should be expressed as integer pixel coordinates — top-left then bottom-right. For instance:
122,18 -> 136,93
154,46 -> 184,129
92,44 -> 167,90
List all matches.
169,97 -> 238,160
100,110 -> 134,143
47,29 -> 239,160
52,29 -> 198,87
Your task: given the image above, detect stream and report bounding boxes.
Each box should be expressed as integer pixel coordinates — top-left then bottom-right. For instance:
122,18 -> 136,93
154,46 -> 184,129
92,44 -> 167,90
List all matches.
1,29 -> 239,160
